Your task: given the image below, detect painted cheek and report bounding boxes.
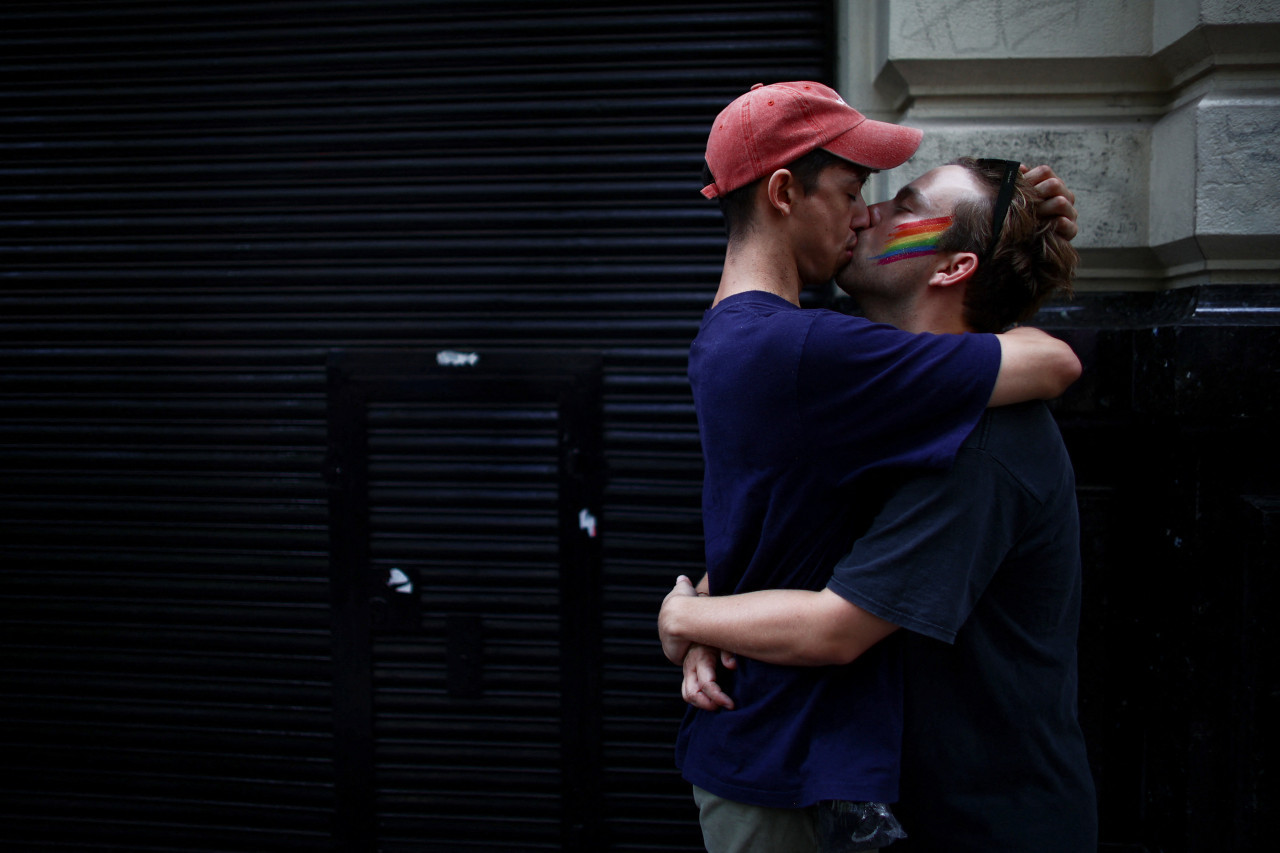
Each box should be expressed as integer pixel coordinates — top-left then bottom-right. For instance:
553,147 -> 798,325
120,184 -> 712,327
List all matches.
870,216 -> 953,265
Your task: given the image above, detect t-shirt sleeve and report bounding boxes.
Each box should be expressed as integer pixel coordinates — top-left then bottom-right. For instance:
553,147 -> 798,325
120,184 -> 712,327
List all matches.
825,438 -> 1026,643
797,313 -> 1001,483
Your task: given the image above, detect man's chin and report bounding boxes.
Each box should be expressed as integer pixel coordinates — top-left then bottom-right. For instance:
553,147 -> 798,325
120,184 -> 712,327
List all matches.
833,266 -> 863,297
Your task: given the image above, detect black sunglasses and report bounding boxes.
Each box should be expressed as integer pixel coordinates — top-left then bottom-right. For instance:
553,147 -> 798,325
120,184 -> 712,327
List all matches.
975,159 -> 1021,262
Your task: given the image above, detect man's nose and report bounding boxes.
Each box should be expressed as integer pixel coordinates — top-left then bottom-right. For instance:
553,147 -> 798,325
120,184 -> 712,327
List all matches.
857,203 -> 884,231
851,201 -> 871,231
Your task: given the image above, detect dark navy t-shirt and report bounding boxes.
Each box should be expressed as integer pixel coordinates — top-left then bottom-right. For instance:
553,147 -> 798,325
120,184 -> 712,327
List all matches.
830,403 -> 1097,850
677,292 -> 1001,808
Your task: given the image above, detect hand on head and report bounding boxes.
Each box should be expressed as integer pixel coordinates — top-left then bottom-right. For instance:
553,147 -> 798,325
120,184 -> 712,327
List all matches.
1021,165 -> 1078,240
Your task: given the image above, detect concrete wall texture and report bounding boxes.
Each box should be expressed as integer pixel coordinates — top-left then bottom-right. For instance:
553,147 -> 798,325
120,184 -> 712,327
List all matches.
836,0 -> 1280,290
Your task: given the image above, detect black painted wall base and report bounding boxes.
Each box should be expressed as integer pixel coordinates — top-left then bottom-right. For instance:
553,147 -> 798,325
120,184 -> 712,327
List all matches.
1046,285 -> 1278,853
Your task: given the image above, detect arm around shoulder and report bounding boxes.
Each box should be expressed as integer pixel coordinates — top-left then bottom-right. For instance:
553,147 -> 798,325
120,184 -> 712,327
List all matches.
989,326 -> 1081,407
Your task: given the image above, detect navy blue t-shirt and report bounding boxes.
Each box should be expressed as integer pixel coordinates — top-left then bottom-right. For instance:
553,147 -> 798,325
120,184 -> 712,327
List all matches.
677,292 -> 1001,808
830,403 -> 1097,850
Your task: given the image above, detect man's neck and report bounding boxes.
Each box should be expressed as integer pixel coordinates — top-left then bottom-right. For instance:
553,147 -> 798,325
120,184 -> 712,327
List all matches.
861,294 -> 971,335
712,239 -> 805,307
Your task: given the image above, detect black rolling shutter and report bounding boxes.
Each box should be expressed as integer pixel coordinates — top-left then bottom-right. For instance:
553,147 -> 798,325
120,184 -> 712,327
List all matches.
0,2 -> 834,850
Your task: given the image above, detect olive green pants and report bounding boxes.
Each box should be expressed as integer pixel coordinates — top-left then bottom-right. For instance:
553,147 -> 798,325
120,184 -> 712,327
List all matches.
692,786 -> 890,853
693,785 -> 818,853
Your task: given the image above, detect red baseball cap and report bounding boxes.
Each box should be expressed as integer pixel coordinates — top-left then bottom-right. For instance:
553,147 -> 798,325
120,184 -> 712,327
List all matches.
701,81 -> 923,199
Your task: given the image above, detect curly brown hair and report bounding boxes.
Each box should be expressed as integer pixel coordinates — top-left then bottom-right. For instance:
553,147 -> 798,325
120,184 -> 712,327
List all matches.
936,158 -> 1078,333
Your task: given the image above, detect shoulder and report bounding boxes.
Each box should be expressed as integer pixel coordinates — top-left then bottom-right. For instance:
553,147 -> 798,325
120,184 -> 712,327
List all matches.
962,403 -> 1072,499
695,293 -> 822,349
966,401 -> 1061,449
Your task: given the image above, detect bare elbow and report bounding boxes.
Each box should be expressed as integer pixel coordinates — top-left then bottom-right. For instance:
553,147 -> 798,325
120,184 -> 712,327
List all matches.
1051,340 -> 1083,396
1030,333 -> 1083,400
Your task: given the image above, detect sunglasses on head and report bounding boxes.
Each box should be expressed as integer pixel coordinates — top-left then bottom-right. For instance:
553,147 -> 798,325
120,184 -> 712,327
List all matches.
975,159 -> 1021,262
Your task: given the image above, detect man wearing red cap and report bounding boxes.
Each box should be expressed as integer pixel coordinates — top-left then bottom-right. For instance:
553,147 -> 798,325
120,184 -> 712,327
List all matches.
670,82 -> 1083,851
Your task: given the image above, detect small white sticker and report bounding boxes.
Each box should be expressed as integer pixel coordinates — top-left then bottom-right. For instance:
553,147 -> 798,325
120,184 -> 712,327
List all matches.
387,568 -> 413,594
437,350 -> 479,367
578,508 -> 598,538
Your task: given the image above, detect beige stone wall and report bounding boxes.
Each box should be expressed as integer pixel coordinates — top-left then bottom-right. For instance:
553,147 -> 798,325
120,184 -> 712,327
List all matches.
836,0 -> 1280,290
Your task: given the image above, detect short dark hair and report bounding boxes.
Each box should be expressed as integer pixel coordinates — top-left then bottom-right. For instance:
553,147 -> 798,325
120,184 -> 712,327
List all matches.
938,157 -> 1077,333
704,148 -> 863,243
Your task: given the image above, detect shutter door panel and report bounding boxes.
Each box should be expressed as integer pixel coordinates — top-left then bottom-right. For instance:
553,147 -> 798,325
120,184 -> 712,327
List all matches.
0,2 -> 833,850
368,397 -> 569,850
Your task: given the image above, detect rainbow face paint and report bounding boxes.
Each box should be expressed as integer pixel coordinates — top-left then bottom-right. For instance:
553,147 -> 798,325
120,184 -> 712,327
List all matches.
870,216 -> 953,265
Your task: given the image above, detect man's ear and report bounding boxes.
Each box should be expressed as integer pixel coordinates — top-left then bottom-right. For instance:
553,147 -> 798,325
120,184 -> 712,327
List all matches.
929,252 -> 979,289
765,169 -> 799,215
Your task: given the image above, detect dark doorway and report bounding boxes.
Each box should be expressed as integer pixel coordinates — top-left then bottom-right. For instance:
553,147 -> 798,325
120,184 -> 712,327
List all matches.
326,348 -> 604,851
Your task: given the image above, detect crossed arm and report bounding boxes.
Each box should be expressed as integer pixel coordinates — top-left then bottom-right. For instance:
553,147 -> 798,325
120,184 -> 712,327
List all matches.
657,577 -> 900,712
659,576 -> 894,667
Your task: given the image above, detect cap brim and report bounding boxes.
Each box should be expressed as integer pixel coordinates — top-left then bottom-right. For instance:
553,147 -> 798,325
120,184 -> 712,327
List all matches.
822,118 -> 923,171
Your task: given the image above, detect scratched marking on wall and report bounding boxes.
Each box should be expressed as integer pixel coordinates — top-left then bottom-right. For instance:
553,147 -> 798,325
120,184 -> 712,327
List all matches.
899,0 -> 1083,54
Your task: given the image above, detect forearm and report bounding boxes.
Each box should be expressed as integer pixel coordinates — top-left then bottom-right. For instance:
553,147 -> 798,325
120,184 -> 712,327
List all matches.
660,587 -> 895,667
989,326 -> 1081,406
